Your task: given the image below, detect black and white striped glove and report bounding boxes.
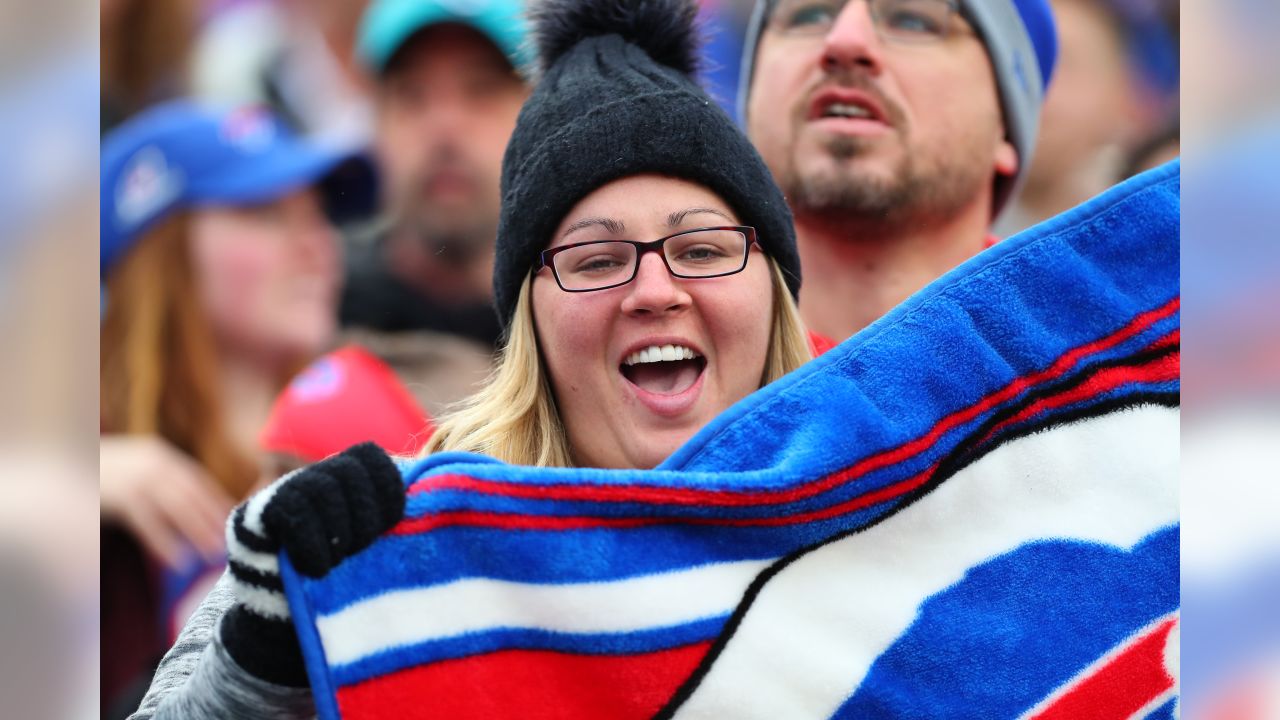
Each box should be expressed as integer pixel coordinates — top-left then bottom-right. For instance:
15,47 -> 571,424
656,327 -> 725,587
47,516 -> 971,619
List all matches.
222,442 -> 406,686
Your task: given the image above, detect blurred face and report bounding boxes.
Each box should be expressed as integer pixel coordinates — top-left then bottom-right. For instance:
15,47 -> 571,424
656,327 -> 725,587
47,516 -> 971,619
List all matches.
1025,0 -> 1138,189
747,0 -> 1017,223
190,188 -> 341,370
531,175 -> 775,470
374,24 -> 528,258
1182,0 -> 1277,138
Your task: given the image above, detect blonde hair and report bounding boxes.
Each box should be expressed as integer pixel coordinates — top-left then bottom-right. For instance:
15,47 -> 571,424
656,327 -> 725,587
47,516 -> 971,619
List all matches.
100,213 -> 261,500
423,258 -> 811,467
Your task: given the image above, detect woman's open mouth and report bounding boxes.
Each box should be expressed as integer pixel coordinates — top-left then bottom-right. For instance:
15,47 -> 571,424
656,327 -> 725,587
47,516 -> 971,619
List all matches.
620,344 -> 707,415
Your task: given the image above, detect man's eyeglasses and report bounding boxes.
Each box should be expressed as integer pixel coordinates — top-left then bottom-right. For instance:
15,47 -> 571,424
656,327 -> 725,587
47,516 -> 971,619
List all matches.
768,0 -> 961,43
535,226 -> 758,293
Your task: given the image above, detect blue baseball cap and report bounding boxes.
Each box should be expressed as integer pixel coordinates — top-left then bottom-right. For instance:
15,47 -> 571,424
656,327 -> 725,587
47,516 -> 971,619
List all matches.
356,0 -> 533,75
100,102 -> 356,278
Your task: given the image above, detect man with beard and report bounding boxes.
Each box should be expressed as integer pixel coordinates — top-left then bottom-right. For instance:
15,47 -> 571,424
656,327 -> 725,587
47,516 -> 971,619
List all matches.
341,0 -> 530,354
739,0 -> 1058,341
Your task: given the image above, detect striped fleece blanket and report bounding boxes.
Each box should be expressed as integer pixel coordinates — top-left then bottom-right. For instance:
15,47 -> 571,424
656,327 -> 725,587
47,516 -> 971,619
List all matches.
281,159 -> 1181,719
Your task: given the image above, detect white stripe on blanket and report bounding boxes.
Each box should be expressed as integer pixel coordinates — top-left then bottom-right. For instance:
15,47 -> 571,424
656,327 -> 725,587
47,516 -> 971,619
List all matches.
317,557 -> 773,668
673,404 -> 1180,719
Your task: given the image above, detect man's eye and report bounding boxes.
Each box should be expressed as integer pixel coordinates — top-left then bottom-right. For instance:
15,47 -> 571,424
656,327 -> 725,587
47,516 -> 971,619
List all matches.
780,2 -> 838,28
389,83 -> 426,110
884,9 -> 943,33
463,71 -> 513,101
877,0 -> 951,36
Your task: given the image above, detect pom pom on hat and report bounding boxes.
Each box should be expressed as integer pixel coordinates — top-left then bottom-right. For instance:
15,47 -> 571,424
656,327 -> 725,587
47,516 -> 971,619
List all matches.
530,0 -> 701,76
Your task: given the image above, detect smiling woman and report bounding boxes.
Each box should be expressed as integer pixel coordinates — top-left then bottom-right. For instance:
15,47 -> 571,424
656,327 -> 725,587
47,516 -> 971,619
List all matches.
540,181 -> 777,469
429,176 -> 806,469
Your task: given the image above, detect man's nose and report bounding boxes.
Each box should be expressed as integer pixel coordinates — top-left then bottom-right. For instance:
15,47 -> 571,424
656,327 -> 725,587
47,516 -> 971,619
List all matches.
420,99 -> 466,136
620,252 -> 690,316
413,83 -> 472,136
821,1 -> 885,75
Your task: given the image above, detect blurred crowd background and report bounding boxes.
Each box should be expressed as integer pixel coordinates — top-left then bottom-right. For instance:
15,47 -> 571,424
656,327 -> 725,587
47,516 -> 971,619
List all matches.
100,0 -> 1181,232
3,0 -> 1280,716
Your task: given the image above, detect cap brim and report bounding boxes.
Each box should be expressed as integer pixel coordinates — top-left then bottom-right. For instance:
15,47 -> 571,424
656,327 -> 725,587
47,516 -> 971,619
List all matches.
191,141 -> 355,207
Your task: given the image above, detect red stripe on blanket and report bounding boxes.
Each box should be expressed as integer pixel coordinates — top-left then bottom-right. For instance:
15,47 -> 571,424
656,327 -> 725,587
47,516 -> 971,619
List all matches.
334,642 -> 711,720
391,512 -> 654,533
1147,329 -> 1179,351
407,298 -> 1180,509
979,351 -> 1179,445
391,467 -> 932,534
1028,617 -> 1177,720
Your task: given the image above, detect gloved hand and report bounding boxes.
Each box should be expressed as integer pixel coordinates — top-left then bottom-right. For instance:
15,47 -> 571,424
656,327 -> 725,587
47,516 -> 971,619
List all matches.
221,442 -> 406,686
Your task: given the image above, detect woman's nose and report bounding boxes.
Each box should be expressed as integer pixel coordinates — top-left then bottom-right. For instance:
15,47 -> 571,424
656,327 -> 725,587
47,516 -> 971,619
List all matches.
620,252 -> 690,316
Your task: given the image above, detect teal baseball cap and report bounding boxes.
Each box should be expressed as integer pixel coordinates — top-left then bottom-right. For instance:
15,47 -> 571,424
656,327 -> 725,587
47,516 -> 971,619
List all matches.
356,0 -> 532,75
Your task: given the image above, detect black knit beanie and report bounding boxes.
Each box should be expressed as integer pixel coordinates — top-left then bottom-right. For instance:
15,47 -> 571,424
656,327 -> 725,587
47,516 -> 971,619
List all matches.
492,0 -> 801,329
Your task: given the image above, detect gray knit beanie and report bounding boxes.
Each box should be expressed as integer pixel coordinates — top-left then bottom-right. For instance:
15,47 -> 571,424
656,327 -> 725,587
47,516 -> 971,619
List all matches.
737,0 -> 1059,219
492,0 -> 801,329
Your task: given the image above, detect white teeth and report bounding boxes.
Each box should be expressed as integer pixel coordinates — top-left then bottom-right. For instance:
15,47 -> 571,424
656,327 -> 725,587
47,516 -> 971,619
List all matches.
825,103 -> 871,119
624,344 -> 702,366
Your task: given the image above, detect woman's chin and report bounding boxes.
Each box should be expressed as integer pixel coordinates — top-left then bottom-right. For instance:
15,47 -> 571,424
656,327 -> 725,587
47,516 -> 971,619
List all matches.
627,426 -> 701,469
246,328 -> 334,375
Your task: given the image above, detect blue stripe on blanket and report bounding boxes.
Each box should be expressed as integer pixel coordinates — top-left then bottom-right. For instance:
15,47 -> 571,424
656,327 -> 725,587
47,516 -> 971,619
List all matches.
328,615 -> 731,688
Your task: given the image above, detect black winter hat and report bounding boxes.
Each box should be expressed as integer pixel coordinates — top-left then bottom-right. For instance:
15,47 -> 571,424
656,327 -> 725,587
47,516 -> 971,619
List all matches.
492,0 -> 801,329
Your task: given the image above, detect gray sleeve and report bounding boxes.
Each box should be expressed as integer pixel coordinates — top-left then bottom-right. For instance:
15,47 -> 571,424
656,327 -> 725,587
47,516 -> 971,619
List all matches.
149,628 -> 316,720
128,571 -> 236,720
128,571 -> 316,720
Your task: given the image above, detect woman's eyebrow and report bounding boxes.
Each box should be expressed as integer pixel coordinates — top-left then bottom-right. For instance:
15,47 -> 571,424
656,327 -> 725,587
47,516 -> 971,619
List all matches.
562,217 -> 626,239
667,207 -> 735,227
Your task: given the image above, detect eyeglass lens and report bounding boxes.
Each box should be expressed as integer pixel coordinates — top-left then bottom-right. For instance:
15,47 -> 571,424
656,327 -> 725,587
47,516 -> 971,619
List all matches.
770,0 -> 955,42
551,228 -> 749,291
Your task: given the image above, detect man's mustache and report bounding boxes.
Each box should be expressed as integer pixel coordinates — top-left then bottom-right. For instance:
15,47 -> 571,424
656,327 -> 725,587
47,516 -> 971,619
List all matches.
805,69 -> 906,129
418,146 -> 483,193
